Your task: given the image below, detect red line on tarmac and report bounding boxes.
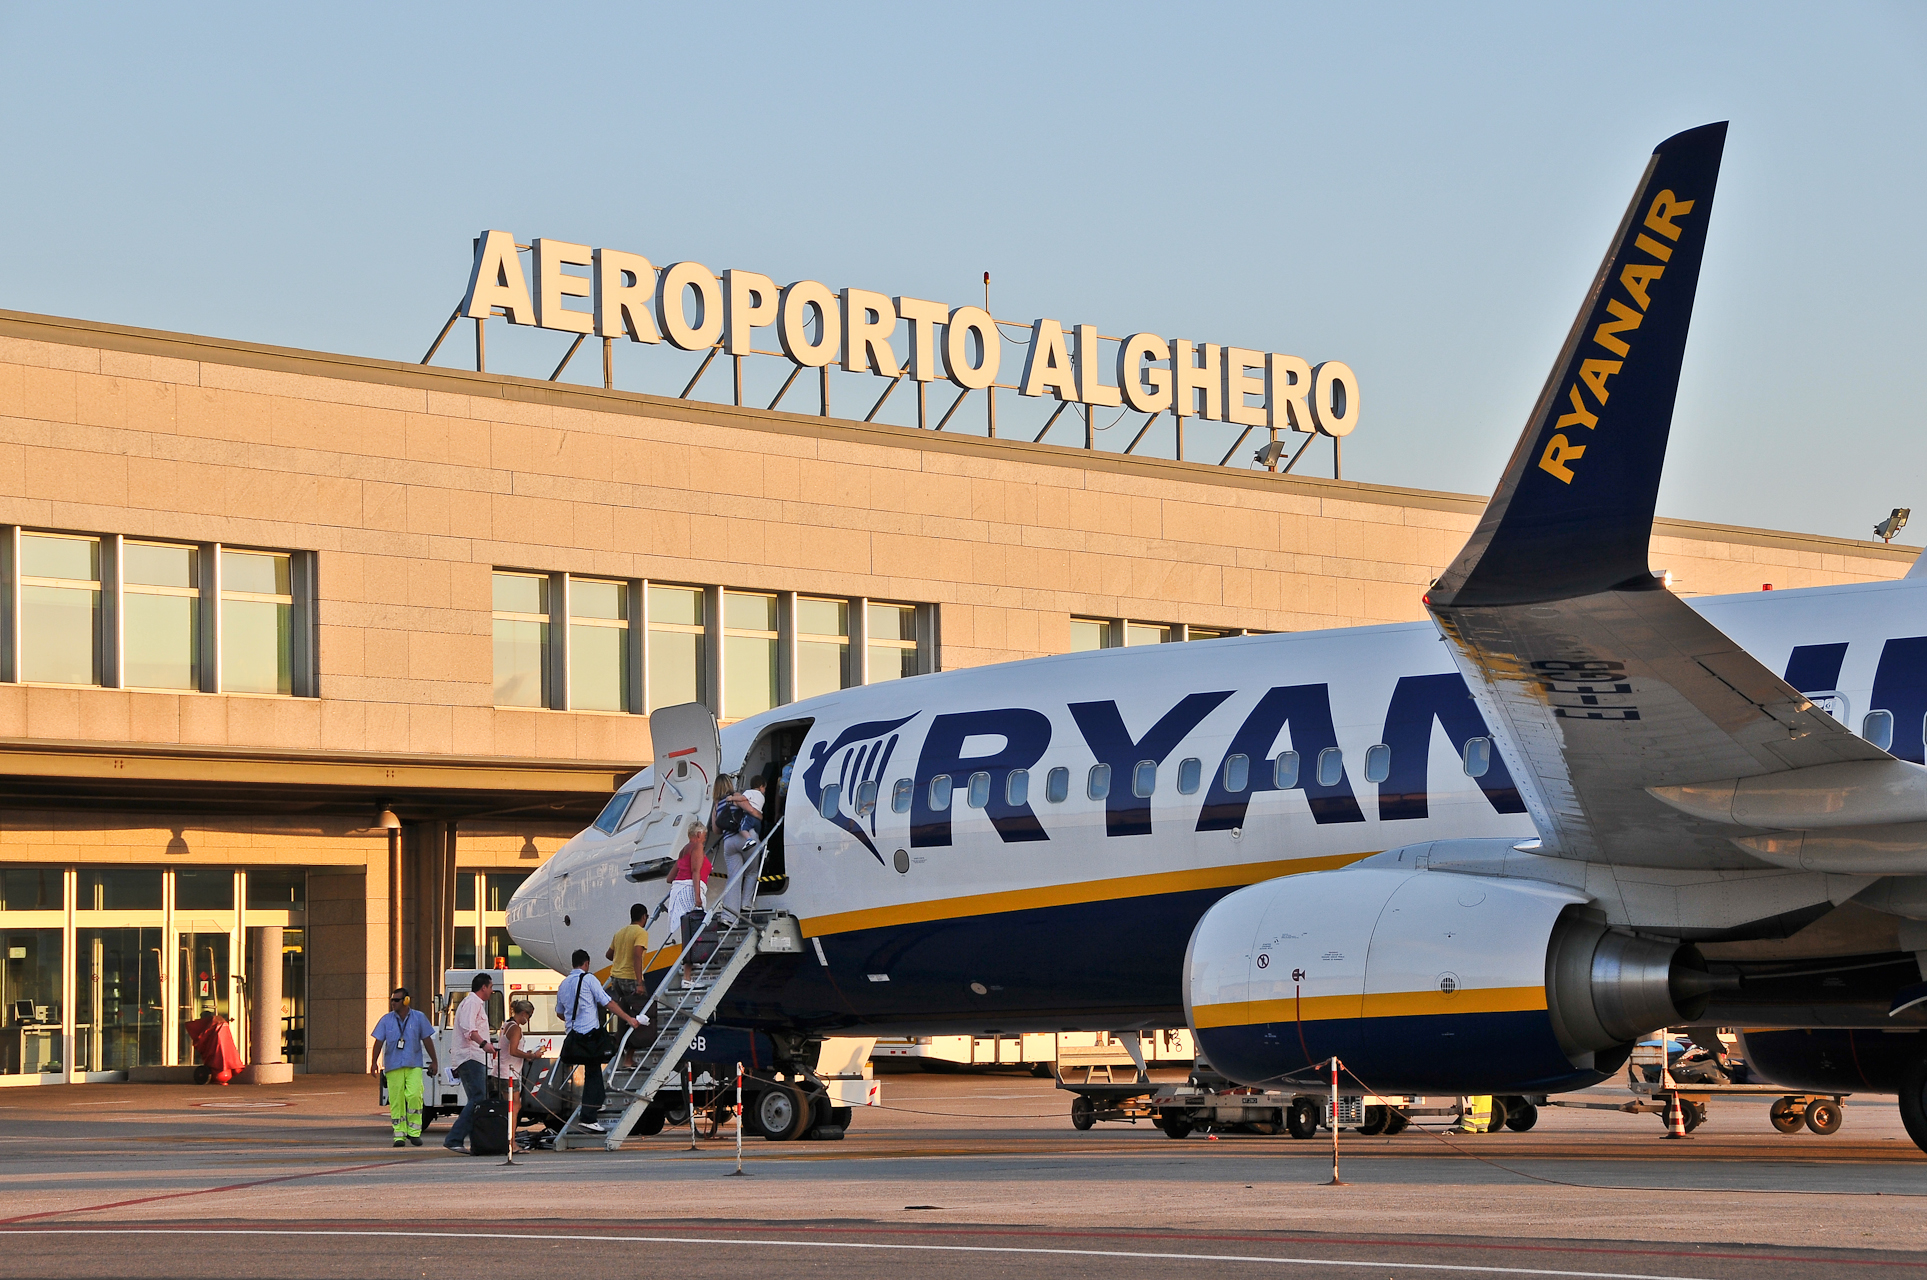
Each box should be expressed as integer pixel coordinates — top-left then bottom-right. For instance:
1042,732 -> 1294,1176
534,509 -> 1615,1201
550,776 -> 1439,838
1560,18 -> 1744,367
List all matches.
0,1159 -> 412,1225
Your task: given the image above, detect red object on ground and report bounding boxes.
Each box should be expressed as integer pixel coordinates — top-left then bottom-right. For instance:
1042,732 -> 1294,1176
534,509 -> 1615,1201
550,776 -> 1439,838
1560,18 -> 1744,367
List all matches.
183,1012 -> 246,1085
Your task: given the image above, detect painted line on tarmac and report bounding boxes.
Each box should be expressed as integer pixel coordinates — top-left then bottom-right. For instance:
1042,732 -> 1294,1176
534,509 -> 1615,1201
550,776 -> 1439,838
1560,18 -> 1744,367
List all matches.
0,1159 -> 414,1225
0,1227 -> 1713,1278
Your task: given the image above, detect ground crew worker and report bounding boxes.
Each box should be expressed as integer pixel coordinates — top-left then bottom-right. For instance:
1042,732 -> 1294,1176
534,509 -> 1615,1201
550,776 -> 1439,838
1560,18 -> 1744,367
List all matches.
369,987 -> 438,1146
1455,1095 -> 1494,1134
605,903 -> 649,1014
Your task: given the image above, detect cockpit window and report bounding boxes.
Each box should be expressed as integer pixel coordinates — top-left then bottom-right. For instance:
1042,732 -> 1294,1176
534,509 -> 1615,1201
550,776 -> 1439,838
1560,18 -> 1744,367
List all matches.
591,791 -> 634,835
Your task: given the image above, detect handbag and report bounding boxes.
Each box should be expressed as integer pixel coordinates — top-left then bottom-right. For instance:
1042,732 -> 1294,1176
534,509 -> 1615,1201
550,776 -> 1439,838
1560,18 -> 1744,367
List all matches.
559,972 -> 618,1066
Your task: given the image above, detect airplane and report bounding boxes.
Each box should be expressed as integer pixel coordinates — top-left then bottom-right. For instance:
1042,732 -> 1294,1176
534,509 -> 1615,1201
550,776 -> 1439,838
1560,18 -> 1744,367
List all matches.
508,121 -> 1927,1154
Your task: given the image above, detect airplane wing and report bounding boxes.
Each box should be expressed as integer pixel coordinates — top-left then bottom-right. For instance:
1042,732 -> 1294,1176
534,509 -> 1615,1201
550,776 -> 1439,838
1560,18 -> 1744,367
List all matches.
1425,122 -> 1896,871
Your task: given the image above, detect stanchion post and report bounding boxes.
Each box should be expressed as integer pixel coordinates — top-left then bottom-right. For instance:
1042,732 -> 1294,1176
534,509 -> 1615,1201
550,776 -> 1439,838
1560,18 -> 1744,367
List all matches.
686,1068 -> 699,1150
1326,1056 -> 1345,1186
727,1060 -> 748,1176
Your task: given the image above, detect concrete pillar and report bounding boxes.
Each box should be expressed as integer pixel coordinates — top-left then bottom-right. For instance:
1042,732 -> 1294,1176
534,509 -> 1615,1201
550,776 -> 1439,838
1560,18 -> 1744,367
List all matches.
245,925 -> 293,1084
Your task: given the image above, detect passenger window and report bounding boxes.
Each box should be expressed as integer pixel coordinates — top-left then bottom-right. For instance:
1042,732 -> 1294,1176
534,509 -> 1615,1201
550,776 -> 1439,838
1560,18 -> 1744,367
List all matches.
1087,763 -> 1111,800
1363,744 -> 1391,785
1132,760 -> 1157,798
1224,754 -> 1249,792
856,779 -> 879,817
891,778 -> 913,813
929,774 -> 953,811
818,782 -> 841,820
1315,747 -> 1343,788
1864,709 -> 1895,752
1462,736 -> 1491,779
967,771 -> 992,809
1177,757 -> 1202,795
1273,751 -> 1300,788
1046,767 -> 1070,803
1006,768 -> 1030,807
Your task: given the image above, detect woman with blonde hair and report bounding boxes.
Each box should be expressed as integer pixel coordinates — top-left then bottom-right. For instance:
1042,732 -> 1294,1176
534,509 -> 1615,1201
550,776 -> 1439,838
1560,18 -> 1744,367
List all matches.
665,819 -> 711,981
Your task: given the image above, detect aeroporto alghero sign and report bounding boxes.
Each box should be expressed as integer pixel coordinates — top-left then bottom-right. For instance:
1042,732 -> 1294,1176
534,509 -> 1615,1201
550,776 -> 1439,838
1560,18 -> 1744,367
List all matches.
460,230 -> 1358,443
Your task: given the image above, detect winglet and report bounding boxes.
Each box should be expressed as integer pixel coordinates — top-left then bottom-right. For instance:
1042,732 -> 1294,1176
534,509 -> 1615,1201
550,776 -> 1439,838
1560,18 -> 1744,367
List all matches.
1428,123 -> 1728,608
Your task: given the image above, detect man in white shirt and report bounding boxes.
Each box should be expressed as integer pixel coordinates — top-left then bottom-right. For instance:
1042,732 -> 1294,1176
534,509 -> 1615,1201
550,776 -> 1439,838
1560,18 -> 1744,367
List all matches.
442,972 -> 494,1153
556,949 -> 641,1133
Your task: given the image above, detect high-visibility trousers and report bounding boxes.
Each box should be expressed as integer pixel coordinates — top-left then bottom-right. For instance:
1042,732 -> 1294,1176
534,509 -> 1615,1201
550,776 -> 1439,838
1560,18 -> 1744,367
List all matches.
386,1066 -> 425,1138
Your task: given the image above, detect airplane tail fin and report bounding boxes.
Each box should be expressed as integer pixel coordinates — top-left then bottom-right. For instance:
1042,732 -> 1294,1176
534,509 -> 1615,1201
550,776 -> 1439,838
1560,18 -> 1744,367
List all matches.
1428,122 -> 1727,609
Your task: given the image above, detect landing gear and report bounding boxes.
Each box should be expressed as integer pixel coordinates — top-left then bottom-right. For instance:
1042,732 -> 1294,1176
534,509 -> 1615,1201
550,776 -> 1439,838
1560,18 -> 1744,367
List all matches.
1901,1057 -> 1927,1154
752,1083 -> 812,1141
1502,1098 -> 1539,1132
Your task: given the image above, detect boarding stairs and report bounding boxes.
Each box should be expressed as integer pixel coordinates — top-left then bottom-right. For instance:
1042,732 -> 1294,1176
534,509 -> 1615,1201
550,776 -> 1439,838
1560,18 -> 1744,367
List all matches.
552,826 -> 777,1152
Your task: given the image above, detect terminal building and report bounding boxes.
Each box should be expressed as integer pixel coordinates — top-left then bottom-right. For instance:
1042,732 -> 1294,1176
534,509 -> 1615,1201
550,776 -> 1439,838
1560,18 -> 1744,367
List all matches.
0,305 -> 1910,1083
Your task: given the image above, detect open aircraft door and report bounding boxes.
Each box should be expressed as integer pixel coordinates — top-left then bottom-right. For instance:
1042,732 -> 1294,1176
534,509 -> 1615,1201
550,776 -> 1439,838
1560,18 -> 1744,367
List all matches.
649,702 -> 721,830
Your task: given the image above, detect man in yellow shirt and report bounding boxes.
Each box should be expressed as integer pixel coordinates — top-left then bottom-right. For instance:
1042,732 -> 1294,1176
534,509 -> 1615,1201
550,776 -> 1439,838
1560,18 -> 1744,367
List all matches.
605,903 -> 650,1015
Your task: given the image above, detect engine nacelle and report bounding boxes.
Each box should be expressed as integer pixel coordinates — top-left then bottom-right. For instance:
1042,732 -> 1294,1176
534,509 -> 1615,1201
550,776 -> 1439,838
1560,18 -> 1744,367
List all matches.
1183,860 -> 1726,1095
1741,1028 -> 1927,1093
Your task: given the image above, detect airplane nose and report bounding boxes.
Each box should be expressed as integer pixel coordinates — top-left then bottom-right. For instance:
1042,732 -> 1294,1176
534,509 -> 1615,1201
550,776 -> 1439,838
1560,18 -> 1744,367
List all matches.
505,861 -> 563,972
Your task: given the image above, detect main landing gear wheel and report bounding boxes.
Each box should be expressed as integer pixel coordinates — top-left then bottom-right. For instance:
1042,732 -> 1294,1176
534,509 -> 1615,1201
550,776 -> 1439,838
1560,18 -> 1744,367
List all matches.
1356,1106 -> 1389,1136
1286,1097 -> 1320,1140
1156,1115 -> 1192,1139
1769,1097 -> 1805,1134
1901,1056 -> 1927,1154
1503,1099 -> 1539,1132
755,1085 -> 810,1141
1070,1095 -> 1096,1131
1805,1099 -> 1842,1135
1484,1096 -> 1510,1133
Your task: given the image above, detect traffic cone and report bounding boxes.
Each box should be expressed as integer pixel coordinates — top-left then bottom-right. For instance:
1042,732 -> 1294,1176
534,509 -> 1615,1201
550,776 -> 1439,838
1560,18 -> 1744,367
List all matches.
1663,1092 -> 1688,1139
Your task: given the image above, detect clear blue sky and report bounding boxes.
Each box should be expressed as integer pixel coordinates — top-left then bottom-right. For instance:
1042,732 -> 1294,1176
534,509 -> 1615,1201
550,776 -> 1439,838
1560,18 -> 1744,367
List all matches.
2,2 -> 1922,545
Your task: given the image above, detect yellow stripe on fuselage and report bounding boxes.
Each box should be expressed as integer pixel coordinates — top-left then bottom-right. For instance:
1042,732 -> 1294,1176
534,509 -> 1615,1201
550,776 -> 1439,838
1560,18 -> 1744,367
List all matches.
796,852 -> 1368,939
1191,984 -> 1546,1030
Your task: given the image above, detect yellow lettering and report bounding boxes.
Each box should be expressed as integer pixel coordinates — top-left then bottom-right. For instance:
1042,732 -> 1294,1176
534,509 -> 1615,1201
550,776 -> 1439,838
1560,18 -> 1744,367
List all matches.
1634,233 -> 1674,262
1579,358 -> 1622,404
1644,189 -> 1695,240
1539,434 -> 1585,483
1592,297 -> 1644,357
1555,384 -> 1598,431
1620,262 -> 1664,310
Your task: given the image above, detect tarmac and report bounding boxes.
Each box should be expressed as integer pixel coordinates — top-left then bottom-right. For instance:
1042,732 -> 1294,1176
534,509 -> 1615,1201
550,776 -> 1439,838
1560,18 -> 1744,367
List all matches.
0,1069 -> 1923,1278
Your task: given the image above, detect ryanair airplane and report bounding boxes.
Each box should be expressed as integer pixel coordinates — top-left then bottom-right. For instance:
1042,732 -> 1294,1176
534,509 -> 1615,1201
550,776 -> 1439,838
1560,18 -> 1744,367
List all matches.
509,123 -> 1927,1154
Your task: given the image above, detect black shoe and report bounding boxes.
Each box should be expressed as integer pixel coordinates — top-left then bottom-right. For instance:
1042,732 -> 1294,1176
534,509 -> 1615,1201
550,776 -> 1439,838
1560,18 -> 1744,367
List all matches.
393,1138 -> 406,1147
408,1136 -> 422,1147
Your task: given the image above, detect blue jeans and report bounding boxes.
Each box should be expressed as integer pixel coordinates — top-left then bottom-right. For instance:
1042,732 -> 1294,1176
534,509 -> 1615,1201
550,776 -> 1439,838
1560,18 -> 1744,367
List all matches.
445,1059 -> 488,1146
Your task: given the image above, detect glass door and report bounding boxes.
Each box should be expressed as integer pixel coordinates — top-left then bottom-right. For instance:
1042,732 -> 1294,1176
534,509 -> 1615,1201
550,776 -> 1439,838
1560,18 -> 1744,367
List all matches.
175,928 -> 230,1060
78,927 -> 163,1072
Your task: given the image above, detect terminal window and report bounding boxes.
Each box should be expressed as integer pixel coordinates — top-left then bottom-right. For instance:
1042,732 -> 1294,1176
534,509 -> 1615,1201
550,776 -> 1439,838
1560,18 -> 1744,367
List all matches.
19,533 -> 102,685
568,578 -> 631,713
796,597 -> 850,700
723,591 -> 779,720
648,584 -> 706,709
123,542 -> 200,690
492,572 -> 551,708
867,603 -> 920,682
1069,616 -> 1249,652
221,550 -> 294,695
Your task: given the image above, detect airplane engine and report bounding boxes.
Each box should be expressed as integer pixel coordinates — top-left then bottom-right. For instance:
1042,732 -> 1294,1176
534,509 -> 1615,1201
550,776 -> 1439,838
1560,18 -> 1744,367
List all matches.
1183,862 -> 1727,1095
1740,1028 -> 1927,1094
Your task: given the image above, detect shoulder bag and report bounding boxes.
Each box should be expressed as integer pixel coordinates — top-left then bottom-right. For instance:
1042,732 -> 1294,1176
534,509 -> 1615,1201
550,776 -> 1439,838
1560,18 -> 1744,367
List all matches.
559,972 -> 618,1065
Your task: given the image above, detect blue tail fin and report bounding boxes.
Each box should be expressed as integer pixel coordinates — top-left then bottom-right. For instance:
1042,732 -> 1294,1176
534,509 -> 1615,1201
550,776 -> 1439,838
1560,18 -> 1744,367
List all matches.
1428,122 -> 1727,608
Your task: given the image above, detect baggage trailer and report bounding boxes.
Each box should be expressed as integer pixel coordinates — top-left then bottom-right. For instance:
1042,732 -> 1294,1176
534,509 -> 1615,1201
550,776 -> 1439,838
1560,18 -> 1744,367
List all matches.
1053,1051 -> 1520,1137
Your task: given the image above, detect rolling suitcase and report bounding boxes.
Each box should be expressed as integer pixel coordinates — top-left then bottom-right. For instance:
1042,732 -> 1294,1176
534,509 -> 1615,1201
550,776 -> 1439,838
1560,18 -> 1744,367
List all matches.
469,1096 -> 511,1156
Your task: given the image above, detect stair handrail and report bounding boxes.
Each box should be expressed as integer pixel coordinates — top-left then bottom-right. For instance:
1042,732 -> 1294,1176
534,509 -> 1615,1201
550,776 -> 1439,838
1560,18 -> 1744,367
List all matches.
604,819 -> 783,1092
